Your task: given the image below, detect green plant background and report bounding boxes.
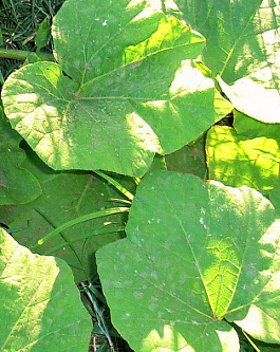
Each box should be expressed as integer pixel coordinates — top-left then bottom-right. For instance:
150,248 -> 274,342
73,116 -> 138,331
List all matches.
1,0 -> 280,351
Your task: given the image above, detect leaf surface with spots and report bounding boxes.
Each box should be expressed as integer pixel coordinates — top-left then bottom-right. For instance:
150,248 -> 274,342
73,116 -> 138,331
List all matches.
97,170 -> 280,351
1,0 -> 231,176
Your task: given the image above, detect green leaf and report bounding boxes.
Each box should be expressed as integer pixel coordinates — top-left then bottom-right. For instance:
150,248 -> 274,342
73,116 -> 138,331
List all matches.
35,17 -> 51,53
0,145 -> 132,282
0,108 -> 41,205
0,228 -> 91,351
97,170 -> 280,351
176,0 -> 280,122
218,70 -> 280,123
206,125 -> 280,191
269,184 -> 280,216
234,110 -> 280,141
1,0 -> 231,176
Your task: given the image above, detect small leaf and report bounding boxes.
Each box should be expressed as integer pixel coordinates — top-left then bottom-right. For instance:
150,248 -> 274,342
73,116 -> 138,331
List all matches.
206,125 -> 280,191
0,228 -> 91,351
97,170 -> 280,351
35,17 -> 51,53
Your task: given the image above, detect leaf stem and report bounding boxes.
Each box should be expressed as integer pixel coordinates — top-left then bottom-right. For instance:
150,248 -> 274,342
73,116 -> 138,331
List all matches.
0,48 -> 54,61
31,206 -> 129,249
44,224 -> 126,255
95,170 -> 134,201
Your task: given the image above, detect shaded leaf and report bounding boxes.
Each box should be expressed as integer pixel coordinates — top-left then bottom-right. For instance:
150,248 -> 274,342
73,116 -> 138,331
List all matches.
206,125 -> 280,191
0,108 -> 41,205
234,110 -> 280,142
97,170 -> 280,351
1,0 -> 231,176
0,145 -> 132,282
166,134 -> 207,179
0,228 -> 91,351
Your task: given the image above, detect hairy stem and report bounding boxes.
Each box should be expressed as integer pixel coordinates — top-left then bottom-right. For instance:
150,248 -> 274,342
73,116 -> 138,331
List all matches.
0,48 -> 54,61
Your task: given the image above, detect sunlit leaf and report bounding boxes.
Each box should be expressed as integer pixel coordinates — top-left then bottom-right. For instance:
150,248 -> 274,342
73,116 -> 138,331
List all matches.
0,228 -> 91,351
206,125 -> 280,191
97,170 -> 280,351
175,0 -> 280,122
234,110 -> 280,141
1,0 -> 232,176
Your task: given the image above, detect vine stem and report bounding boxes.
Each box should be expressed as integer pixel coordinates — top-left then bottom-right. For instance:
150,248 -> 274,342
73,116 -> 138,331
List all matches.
0,48 -> 54,61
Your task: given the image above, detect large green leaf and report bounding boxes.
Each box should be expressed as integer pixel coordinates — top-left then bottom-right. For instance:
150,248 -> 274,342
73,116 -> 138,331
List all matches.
0,228 -> 91,351
1,0 -> 231,176
96,170 -> 280,351
175,0 -> 280,122
0,144 -> 131,282
0,108 -> 41,205
206,125 -> 280,191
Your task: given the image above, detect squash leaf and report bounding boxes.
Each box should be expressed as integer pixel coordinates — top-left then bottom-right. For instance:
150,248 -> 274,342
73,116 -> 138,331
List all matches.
0,228 -> 91,352
97,170 -> 280,351
1,0 -> 231,177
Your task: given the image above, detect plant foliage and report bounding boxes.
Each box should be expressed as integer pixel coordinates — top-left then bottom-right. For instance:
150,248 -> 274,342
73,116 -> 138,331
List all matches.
1,0 -> 280,351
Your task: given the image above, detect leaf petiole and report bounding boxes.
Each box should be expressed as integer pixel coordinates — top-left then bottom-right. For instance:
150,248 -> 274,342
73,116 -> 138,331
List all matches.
31,206 -> 129,250
95,170 -> 134,201
0,48 -> 54,61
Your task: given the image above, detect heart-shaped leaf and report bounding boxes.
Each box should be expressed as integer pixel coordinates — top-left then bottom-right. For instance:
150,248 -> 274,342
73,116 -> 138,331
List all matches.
96,170 -> 280,351
0,108 -> 41,205
0,228 -> 91,351
1,0 -> 231,176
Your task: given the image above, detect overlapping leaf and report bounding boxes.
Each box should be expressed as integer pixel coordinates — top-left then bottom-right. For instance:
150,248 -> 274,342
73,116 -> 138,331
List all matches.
1,0 -> 232,176
96,170 -> 280,351
0,108 -> 41,205
175,0 -> 280,122
206,125 -> 280,191
166,134 -> 207,179
0,145 -> 131,282
234,110 -> 280,141
0,228 -> 91,351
